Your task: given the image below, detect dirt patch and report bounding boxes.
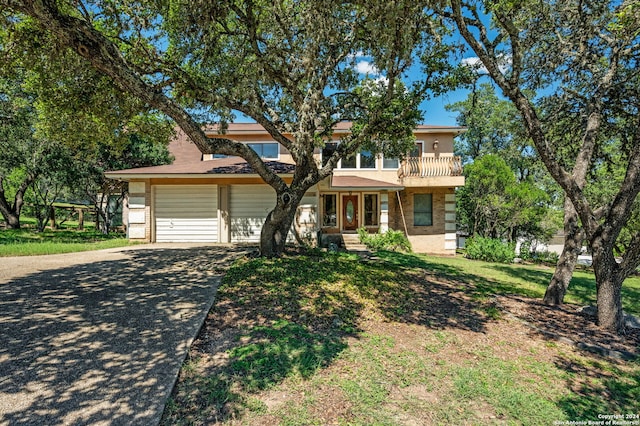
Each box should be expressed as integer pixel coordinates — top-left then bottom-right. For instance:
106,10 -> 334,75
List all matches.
495,295 -> 640,359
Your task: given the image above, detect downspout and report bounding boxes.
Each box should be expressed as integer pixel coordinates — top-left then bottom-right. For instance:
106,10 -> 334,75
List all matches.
396,191 -> 409,236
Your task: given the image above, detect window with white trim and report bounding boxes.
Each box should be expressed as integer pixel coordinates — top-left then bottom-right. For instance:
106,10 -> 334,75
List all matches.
364,194 -> 379,226
383,157 -> 399,169
322,142 -> 338,166
360,150 -> 376,168
340,153 -> 357,169
322,194 -> 337,227
414,193 -> 433,226
248,142 -> 279,159
337,151 -> 377,169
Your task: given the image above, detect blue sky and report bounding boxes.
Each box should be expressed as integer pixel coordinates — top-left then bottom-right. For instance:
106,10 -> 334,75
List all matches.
421,90 -> 468,126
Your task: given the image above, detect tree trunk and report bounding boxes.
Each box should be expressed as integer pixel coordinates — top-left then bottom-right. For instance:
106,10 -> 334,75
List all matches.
0,208 -> 21,229
260,193 -> 299,258
0,176 -> 33,229
98,211 -> 109,235
544,198 -> 584,305
77,208 -> 84,230
96,196 -> 110,235
49,205 -> 57,230
592,251 -> 625,333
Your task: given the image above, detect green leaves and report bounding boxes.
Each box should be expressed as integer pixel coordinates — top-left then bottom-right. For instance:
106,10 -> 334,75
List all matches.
446,82 -> 524,165
458,154 -> 552,241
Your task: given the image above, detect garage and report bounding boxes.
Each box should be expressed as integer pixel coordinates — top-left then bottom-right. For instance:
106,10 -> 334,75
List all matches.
154,185 -> 218,242
230,185 -> 276,243
229,185 -> 318,243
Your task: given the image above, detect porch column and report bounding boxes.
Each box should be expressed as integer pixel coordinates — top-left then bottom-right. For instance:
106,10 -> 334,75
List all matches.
380,193 -> 389,233
218,185 -> 230,243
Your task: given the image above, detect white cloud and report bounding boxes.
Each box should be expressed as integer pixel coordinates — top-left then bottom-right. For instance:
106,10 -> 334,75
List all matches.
461,55 -> 511,74
461,56 -> 489,74
353,59 -> 389,87
355,60 -> 379,75
347,51 -> 366,60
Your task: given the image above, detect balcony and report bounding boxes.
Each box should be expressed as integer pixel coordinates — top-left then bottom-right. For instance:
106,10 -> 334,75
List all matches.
398,156 -> 464,187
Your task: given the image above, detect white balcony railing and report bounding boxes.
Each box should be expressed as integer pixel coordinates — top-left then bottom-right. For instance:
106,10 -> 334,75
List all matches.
398,156 -> 463,178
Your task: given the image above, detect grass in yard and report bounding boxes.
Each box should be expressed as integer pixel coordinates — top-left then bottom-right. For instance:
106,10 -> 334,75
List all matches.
0,227 -> 132,256
162,249 -> 640,425
422,254 -> 640,316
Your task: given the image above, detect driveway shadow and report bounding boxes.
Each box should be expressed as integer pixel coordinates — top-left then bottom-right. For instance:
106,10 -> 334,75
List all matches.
0,246 -> 245,426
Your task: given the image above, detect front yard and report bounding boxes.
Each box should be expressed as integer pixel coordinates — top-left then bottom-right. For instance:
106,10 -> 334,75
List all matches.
162,250 -> 640,425
0,222 -> 131,256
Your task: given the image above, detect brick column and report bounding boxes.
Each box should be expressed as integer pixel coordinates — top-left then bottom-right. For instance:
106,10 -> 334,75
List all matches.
444,192 -> 456,252
127,181 -> 150,242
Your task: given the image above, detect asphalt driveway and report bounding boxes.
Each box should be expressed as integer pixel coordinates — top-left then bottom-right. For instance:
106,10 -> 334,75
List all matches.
0,244 -> 246,426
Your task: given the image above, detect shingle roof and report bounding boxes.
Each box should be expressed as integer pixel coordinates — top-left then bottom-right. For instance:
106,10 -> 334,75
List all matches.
106,157 -> 295,177
106,127 -> 296,177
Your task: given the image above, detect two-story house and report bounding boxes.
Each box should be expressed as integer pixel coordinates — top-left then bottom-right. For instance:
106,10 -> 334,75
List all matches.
105,122 -> 465,254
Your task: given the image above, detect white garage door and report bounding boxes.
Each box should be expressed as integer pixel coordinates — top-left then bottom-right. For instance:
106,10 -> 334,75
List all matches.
230,185 -> 319,243
230,185 -> 276,243
155,185 -> 218,242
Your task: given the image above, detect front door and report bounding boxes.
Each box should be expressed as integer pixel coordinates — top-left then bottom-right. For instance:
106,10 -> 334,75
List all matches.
342,195 -> 358,230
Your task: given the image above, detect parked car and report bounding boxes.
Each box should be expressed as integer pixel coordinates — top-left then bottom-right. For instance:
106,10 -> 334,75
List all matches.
577,255 -> 593,267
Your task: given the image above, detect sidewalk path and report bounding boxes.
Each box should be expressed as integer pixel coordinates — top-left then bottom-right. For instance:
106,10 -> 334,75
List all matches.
0,244 -> 246,426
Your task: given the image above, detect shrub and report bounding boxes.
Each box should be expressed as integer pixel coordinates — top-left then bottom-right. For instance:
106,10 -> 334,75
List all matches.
518,240 -> 559,265
465,236 -> 515,263
519,240 -> 533,261
357,228 -> 412,253
531,250 -> 559,265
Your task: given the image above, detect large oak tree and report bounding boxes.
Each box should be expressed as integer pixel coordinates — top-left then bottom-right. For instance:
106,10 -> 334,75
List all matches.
0,16 -> 173,230
441,0 -> 640,332
0,71 -> 36,228
1,0 -> 462,257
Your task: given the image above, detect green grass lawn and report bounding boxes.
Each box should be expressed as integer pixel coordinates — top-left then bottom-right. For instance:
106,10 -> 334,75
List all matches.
0,225 -> 132,256
162,250 -> 640,426
428,254 -> 640,316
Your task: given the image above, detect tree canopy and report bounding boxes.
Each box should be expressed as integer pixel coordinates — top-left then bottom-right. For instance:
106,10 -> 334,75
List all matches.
457,154 -> 552,243
1,0 -> 466,256
0,16 -> 173,230
446,83 -> 517,164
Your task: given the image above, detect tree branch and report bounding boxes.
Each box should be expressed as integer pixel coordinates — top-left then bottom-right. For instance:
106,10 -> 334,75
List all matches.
5,0 -> 287,193
449,0 -> 599,237
619,230 -> 640,278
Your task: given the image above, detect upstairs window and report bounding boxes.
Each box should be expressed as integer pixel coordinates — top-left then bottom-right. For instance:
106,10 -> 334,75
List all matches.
322,142 -> 338,166
382,157 -> 399,169
340,153 -> 357,169
360,150 -> 376,169
248,143 -> 279,159
337,151 -> 376,169
410,142 -> 423,158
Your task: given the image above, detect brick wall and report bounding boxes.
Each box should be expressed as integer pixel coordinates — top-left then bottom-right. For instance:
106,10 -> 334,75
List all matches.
389,188 -> 457,254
